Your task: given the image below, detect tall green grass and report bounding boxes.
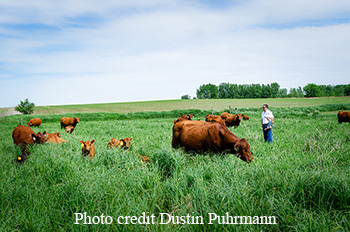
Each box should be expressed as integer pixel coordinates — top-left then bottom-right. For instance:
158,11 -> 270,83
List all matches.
0,110 -> 349,231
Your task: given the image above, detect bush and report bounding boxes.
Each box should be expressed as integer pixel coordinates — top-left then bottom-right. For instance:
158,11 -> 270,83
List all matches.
15,98 -> 35,115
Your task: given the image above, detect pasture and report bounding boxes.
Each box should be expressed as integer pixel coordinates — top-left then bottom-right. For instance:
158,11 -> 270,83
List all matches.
0,100 -> 350,231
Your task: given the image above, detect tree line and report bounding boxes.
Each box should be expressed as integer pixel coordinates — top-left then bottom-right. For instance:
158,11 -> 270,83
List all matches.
191,83 -> 350,99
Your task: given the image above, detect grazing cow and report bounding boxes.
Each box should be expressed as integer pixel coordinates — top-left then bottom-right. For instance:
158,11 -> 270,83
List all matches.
172,120 -> 253,162
205,114 -> 224,125
138,154 -> 151,164
60,117 -> 80,129
12,125 -> 47,154
46,132 -> 66,143
65,125 -> 75,134
337,111 -> 350,123
107,137 -> 132,149
80,140 -> 95,159
242,114 -> 250,120
27,118 -> 42,127
221,113 -> 241,127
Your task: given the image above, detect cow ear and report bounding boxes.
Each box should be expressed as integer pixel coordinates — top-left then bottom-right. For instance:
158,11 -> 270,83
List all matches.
91,139 -> 95,144
130,137 -> 133,140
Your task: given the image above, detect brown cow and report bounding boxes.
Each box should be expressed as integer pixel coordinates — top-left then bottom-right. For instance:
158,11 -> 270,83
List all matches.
172,120 -> 253,162
221,113 -> 241,127
12,125 -> 47,154
337,111 -> 350,123
173,114 -> 195,124
205,114 -> 224,125
80,140 -> 95,159
107,137 -> 132,149
46,132 -> 66,143
60,117 -> 80,129
65,125 -> 75,134
138,154 -> 151,164
242,114 -> 250,120
27,118 -> 42,127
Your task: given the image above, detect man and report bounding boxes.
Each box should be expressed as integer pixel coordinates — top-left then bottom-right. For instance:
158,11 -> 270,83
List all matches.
261,104 -> 274,143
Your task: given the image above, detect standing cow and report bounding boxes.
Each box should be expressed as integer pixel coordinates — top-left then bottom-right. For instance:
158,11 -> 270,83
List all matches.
337,111 -> 350,123
172,120 -> 253,162
27,118 -> 42,127
60,117 -> 80,129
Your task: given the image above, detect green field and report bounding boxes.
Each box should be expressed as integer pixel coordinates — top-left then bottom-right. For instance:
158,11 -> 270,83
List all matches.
1,98 -> 350,231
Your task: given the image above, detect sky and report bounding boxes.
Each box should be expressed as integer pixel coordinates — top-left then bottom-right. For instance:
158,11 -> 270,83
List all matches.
0,0 -> 350,107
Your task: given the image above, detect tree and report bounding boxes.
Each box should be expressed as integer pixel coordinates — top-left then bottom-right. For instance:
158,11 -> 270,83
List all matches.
181,94 -> 191,99
196,83 -> 218,99
15,98 -> 35,115
304,83 -> 320,97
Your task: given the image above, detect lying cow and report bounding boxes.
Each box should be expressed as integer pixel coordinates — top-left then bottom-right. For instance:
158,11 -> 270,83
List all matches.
107,137 -> 132,149
242,114 -> 250,120
65,125 -> 75,134
337,111 -> 350,123
46,132 -> 66,143
12,125 -> 47,155
80,140 -> 95,159
138,154 -> 151,164
205,114 -> 224,125
27,118 -> 42,127
172,120 -> 253,162
60,117 -> 80,129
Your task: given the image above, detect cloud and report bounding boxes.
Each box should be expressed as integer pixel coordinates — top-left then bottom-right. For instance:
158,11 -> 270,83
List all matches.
0,0 -> 350,107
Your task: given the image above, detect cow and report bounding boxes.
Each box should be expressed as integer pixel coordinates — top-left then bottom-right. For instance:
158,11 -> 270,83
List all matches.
205,114 -> 224,125
12,125 -> 47,154
46,132 -> 66,143
60,117 -> 80,129
221,113 -> 241,127
173,114 -> 195,124
80,140 -> 95,159
107,137 -> 132,149
242,114 -> 250,120
138,154 -> 151,164
27,118 -> 42,127
172,120 -> 253,162
65,125 -> 75,134
337,111 -> 350,123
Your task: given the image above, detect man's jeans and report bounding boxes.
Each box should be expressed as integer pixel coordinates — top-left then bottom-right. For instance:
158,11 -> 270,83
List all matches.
262,121 -> 273,143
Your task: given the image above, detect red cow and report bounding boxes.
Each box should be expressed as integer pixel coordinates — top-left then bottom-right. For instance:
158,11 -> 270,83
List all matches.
138,154 -> 151,164
337,111 -> 350,123
172,120 -> 253,162
205,114 -> 224,125
242,114 -> 250,120
12,125 -> 47,156
46,132 -> 66,143
27,118 -> 42,127
60,117 -> 80,129
107,137 -> 132,149
65,125 -> 75,134
221,113 -> 241,127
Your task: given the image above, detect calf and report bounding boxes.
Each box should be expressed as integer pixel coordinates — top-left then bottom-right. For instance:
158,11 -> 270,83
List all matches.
172,120 -> 253,162
337,111 -> 350,123
108,137 -> 132,149
27,118 -> 42,127
242,114 -> 250,120
221,113 -> 241,127
138,154 -> 151,164
80,140 -> 95,159
46,132 -> 66,143
65,125 -> 75,134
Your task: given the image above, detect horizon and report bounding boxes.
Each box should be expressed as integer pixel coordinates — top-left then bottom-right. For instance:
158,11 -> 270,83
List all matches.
1,1 -> 350,107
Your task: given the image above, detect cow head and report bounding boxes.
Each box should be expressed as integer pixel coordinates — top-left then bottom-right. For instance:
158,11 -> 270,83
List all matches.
107,137 -> 120,148
65,126 -> 75,134
236,113 -> 242,121
188,114 -> 194,120
33,131 -> 48,143
55,132 -> 61,138
234,138 -> 253,162
80,140 -> 95,156
119,137 -> 132,149
16,150 -> 30,163
75,117 -> 80,123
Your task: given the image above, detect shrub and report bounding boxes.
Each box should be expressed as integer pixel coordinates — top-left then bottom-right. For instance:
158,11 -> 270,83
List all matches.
15,98 -> 35,115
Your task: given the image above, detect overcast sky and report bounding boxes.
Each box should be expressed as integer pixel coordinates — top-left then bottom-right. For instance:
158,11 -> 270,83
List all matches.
0,0 -> 350,107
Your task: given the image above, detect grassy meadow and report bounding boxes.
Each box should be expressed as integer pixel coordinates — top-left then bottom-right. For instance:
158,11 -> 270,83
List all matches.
0,98 -> 350,231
